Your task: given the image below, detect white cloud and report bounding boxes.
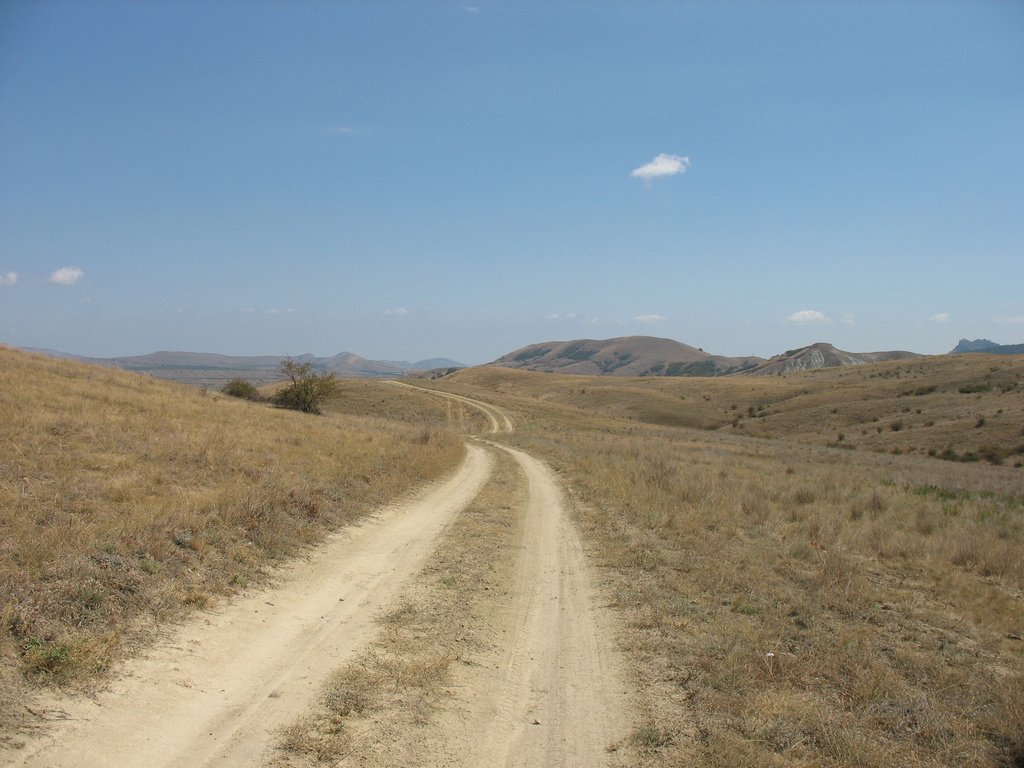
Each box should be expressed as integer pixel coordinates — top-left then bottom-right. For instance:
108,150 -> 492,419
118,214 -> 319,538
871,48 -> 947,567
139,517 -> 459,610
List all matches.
635,314 -> 667,325
464,5 -> 480,11
47,266 -> 84,285
631,154 -> 691,185
841,314 -> 856,326
996,316 -> 1024,324
385,308 -> 409,316
327,126 -> 357,134
0,271 -> 16,286
930,313 -> 950,322
787,310 -> 831,324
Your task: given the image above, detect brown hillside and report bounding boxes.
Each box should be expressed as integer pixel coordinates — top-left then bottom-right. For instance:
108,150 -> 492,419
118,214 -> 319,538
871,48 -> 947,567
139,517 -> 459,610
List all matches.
490,335 -> 761,377
739,342 -> 922,376
0,346 -> 463,738
446,352 -> 1024,464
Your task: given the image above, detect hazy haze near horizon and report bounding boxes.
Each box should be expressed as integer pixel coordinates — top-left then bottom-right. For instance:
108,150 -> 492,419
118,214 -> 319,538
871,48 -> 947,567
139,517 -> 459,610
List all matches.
1,1 -> 1021,365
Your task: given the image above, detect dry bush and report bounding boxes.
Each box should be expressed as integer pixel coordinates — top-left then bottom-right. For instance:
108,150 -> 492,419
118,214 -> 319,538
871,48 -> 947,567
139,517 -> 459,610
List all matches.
0,347 -> 463,734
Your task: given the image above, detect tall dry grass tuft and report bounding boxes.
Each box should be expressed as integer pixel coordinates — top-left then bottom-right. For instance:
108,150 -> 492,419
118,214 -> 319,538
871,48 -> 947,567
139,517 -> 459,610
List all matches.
0,347 -> 463,736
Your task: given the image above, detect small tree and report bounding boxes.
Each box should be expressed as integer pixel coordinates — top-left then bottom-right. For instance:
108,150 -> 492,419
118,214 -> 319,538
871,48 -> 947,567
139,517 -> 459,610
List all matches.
271,358 -> 342,415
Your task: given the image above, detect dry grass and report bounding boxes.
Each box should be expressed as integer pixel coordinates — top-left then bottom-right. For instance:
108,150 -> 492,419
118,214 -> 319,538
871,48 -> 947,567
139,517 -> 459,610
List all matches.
448,353 -> 1024,464
0,347 -> 463,740
437,359 -> 1024,768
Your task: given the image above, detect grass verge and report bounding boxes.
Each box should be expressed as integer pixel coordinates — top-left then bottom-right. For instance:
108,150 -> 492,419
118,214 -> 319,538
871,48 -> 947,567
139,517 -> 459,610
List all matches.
507,420 -> 1024,768
0,347 -> 463,743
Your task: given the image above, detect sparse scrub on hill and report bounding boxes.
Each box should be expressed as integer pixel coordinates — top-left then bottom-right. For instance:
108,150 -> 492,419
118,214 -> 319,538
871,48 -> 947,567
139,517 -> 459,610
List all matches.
0,347 -> 463,737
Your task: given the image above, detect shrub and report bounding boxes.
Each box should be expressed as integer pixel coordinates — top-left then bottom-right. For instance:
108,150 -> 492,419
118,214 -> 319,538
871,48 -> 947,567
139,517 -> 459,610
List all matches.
271,358 -> 343,415
221,378 -> 263,401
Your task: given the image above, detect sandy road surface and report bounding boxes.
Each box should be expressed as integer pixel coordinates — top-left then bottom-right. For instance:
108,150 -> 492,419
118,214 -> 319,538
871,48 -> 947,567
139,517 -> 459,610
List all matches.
463,442 -> 628,768
6,445 -> 492,768
388,381 -> 515,434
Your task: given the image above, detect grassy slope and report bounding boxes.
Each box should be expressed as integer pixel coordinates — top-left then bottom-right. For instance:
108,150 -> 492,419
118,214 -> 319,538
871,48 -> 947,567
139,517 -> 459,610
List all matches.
446,353 -> 1024,463
0,348 -> 464,742
430,356 -> 1024,767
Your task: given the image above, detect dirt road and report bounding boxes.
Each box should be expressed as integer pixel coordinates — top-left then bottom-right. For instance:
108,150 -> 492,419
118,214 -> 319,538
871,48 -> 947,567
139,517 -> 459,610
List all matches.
463,442 -> 627,767
8,391 -> 628,767
387,381 -> 515,434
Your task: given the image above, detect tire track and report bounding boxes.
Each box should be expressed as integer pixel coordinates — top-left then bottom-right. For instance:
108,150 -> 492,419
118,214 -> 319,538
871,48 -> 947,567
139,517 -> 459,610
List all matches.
471,443 -> 626,768
387,382 -> 515,434
393,385 -> 629,767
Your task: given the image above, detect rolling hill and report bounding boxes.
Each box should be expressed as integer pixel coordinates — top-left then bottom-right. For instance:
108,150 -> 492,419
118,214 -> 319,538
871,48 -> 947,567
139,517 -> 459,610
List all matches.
736,342 -> 922,375
489,336 -> 762,377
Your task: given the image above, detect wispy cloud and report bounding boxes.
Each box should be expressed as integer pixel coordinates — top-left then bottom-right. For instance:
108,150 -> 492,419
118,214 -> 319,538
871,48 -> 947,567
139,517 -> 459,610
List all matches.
635,314 -> 667,325
930,313 -> 950,322
841,314 -> 856,326
996,316 -> 1024,324
266,308 -> 295,315
47,266 -> 84,285
464,5 -> 480,11
631,154 -> 691,185
327,126 -> 358,135
787,309 -> 831,324
385,308 -> 409,316
546,312 -> 578,320
0,271 -> 16,286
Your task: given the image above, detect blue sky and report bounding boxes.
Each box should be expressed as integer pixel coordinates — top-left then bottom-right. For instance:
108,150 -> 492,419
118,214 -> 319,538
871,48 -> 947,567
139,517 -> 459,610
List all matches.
1,1 -> 1022,365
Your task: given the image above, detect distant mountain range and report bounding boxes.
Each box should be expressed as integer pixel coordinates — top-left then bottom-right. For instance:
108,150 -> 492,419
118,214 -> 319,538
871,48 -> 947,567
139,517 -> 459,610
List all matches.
20,333 -> 1023,387
20,348 -> 466,388
489,337 -> 927,377
950,339 -> 1024,355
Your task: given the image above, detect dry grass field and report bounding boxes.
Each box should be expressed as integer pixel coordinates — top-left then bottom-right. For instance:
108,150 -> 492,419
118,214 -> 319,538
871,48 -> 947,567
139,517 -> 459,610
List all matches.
440,353 -> 1024,464
4,343 -> 1022,766
425,356 -> 1024,767
0,347 -> 463,743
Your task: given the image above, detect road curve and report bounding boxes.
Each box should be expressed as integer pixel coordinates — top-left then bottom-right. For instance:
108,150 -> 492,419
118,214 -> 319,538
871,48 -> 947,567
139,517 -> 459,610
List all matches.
389,383 -> 629,767
388,381 -> 515,433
